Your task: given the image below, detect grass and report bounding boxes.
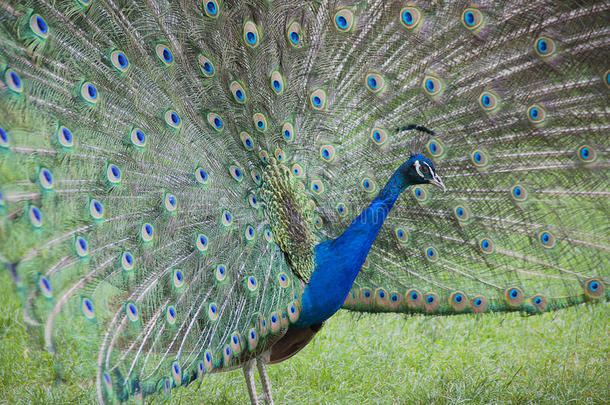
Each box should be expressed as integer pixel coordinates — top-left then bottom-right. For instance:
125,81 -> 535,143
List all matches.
0,270 -> 608,404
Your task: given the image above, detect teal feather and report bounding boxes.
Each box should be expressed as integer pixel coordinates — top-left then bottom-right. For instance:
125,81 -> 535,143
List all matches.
0,0 -> 608,403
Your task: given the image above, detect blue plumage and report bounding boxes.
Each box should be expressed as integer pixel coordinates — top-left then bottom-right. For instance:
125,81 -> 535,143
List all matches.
296,155 -> 444,327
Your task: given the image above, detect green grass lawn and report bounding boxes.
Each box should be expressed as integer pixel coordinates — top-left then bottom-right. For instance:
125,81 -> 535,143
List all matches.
0,270 -> 608,404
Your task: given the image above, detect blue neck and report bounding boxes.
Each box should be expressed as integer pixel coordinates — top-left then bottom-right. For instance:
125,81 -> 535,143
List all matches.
293,167 -> 411,328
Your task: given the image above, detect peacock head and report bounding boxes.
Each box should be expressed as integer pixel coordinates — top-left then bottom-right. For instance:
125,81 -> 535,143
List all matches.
399,154 -> 446,191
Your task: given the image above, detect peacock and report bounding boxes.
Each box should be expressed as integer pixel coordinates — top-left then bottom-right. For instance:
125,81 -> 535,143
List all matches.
0,0 -> 608,403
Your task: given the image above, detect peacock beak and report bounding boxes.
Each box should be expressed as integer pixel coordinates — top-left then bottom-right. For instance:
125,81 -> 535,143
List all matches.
429,173 -> 446,192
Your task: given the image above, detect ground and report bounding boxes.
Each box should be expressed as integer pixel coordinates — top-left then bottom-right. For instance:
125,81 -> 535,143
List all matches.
0,271 -> 607,404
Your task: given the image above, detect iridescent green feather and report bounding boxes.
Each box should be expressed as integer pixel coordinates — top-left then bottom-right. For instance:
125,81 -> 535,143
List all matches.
0,0 -> 608,403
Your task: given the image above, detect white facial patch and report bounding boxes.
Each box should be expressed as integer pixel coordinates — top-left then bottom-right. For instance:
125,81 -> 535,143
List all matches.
414,160 -> 424,177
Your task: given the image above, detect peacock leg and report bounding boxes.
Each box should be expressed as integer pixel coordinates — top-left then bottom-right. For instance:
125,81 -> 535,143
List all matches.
242,359 -> 259,405
256,354 -> 274,405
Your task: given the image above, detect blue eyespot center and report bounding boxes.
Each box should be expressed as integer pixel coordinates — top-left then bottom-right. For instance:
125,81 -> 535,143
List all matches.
464,11 -> 474,26
10,71 -> 21,88
251,331 -> 256,338
411,291 -> 418,300
87,84 -> 97,99
391,294 -> 398,302
530,108 -> 539,119
145,224 -> 152,235
0,127 -> 7,143
426,79 -> 435,92
337,15 -> 348,28
590,281 -> 599,291
235,89 -> 243,100
368,76 -> 377,89
169,307 -> 175,317
537,39 -> 547,53
128,304 -> 137,316
513,187 -> 521,197
271,315 -> 277,323
199,169 -> 207,180
206,352 -> 211,361
117,53 -> 127,68
206,1 -> 217,15
482,240 -> 489,249
162,48 -> 172,63
474,298 -> 482,306
534,297 -> 542,305
510,288 -> 519,298
42,169 -> 52,184
246,32 -> 256,44
430,142 -> 437,153
580,148 -> 589,159
210,304 -> 216,314
454,294 -> 463,303
481,95 -> 490,107
364,290 -> 371,298
290,31 -> 299,44
31,207 -> 41,222
474,152 -> 482,162
85,299 -> 93,311
36,16 -> 48,34
457,208 -> 464,217
313,96 -> 321,106
249,277 -> 256,286
273,80 -> 281,91
214,117 -> 222,128
427,248 -> 435,258
62,128 -> 72,142
426,295 -> 434,303
203,62 -> 213,74
541,232 -> 550,243
171,112 -> 180,124
403,10 -> 413,25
